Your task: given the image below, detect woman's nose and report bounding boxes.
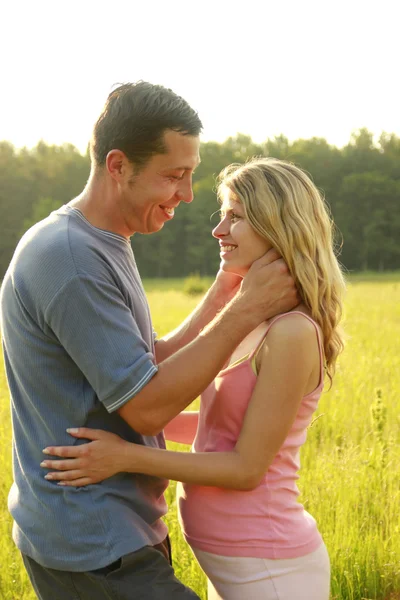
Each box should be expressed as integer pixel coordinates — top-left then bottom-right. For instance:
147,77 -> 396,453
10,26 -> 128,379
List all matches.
212,216 -> 230,239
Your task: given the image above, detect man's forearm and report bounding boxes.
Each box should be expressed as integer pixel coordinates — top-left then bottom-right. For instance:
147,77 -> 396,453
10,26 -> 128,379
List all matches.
119,294 -> 258,435
120,254 -> 298,436
154,280 -> 227,363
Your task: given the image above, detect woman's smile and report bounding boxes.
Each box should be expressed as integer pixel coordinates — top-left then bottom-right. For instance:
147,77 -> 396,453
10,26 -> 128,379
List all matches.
219,243 -> 238,256
213,191 -> 272,276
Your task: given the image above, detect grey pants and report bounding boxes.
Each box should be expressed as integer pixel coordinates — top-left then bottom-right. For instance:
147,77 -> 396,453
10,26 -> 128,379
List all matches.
22,538 -> 200,600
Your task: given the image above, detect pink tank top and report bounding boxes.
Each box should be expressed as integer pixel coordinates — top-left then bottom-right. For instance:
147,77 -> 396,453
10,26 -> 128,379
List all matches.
177,312 -> 324,559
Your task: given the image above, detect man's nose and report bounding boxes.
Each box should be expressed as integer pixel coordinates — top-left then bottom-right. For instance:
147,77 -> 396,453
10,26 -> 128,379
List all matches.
176,178 -> 194,204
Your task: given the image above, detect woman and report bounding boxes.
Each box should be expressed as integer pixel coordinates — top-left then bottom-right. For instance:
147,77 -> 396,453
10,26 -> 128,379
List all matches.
41,158 -> 345,599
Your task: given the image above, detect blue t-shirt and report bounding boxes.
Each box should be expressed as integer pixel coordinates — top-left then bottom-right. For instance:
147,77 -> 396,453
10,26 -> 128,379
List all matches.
0,206 -> 169,571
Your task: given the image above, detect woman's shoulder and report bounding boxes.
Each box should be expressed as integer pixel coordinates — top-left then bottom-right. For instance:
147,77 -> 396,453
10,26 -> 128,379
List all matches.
254,310 -> 322,376
266,310 -> 320,342
254,311 -> 322,376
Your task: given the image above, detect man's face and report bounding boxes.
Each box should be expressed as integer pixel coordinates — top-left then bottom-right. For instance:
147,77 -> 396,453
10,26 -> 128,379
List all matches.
119,130 -> 200,235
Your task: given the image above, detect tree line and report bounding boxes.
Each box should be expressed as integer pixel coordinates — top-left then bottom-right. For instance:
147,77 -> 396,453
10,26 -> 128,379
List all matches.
1,129 -> 399,280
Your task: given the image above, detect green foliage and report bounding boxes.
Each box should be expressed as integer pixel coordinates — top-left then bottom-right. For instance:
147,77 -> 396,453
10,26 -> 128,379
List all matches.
0,141 -> 89,277
182,273 -> 209,296
1,276 -> 400,599
1,130 -> 400,280
21,197 -> 64,234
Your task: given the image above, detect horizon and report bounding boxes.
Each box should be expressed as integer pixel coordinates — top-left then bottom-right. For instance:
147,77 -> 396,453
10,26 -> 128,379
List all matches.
0,126 -> 394,156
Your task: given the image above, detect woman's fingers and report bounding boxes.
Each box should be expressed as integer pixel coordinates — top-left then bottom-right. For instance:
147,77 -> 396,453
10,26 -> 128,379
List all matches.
45,469 -> 83,481
41,429 -> 125,487
41,458 -> 82,471
65,427 -> 104,440
44,465 -> 96,486
43,428 -> 118,457
42,444 -> 88,458
42,428 -> 103,456
41,461 -> 97,486
58,477 -> 94,488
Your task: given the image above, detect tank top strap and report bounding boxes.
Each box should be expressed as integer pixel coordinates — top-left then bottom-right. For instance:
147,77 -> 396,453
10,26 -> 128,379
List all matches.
249,311 -> 325,387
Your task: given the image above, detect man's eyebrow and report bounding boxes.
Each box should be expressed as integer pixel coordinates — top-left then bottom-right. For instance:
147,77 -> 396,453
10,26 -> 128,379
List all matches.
163,159 -> 201,171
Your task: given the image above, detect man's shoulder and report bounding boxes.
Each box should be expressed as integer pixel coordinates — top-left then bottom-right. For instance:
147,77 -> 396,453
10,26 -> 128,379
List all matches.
12,208 -> 76,277
13,207 -> 108,277
4,208 -> 100,308
3,207 -> 134,316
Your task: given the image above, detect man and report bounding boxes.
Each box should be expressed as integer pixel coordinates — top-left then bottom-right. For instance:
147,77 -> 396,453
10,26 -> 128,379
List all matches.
0,82 -> 297,599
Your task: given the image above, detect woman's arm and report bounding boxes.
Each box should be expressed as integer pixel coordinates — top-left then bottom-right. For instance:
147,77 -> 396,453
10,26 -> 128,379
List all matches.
163,411 -> 199,445
41,315 -> 319,490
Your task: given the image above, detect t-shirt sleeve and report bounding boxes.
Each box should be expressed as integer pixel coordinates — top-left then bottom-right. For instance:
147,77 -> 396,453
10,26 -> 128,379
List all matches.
45,274 -> 158,412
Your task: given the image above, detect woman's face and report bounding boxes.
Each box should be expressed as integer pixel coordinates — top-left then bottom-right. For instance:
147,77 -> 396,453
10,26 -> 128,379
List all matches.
212,190 -> 272,277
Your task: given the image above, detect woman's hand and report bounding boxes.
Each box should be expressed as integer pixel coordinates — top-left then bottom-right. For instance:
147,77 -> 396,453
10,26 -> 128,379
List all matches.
40,428 -> 129,487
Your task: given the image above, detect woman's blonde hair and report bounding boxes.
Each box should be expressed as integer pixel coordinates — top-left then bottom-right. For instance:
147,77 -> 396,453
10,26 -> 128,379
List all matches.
217,157 -> 346,382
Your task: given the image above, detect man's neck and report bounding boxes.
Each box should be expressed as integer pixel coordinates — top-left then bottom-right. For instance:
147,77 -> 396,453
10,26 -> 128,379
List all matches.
69,172 -> 131,239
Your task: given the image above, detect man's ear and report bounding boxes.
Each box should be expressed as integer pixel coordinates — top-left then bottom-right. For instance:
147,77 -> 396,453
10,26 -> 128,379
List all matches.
106,150 -> 131,182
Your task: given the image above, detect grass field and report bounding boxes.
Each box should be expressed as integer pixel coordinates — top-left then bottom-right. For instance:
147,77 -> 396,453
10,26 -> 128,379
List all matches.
1,274 -> 400,599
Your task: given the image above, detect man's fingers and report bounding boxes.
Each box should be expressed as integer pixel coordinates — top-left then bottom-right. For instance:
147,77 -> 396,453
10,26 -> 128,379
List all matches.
247,256 -> 291,281
270,258 -> 289,275
264,248 -> 282,264
252,248 -> 282,268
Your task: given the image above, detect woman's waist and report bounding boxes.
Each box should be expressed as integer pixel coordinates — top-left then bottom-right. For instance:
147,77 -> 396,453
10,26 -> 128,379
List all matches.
195,420 -> 312,452
177,480 -> 303,518
177,483 -> 319,550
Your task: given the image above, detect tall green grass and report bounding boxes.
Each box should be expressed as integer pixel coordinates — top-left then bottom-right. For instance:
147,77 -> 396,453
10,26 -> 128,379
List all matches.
1,276 -> 400,599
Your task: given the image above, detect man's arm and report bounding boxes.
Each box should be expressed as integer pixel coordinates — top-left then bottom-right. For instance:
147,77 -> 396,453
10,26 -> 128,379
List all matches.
119,298 -> 250,435
118,255 -> 298,436
154,271 -> 241,363
41,315 -> 318,489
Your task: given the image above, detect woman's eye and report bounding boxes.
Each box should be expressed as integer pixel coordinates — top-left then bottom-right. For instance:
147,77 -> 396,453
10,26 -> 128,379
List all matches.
218,211 -> 241,222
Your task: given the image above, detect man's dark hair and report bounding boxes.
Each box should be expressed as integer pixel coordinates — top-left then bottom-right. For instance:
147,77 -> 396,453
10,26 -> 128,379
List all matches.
90,81 -> 202,168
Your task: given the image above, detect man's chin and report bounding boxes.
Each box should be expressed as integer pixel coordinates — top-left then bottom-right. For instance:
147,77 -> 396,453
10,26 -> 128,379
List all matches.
140,221 -> 165,235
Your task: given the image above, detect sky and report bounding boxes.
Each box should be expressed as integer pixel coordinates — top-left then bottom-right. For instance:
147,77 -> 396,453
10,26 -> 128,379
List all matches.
1,0 -> 399,153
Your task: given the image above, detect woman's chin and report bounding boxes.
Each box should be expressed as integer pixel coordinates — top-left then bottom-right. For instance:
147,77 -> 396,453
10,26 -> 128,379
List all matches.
220,262 -> 248,278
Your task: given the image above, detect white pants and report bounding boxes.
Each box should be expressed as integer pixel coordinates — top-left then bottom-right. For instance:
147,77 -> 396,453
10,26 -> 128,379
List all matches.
192,543 -> 330,600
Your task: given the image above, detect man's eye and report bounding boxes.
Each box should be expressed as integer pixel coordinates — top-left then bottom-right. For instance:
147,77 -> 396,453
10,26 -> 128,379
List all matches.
169,174 -> 184,181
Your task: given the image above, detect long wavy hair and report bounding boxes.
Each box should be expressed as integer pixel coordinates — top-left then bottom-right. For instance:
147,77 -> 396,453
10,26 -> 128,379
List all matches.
217,157 -> 346,381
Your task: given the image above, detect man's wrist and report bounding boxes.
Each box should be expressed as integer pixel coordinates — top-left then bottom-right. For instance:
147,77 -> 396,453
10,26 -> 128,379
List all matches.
222,292 -> 263,334
205,280 -> 228,312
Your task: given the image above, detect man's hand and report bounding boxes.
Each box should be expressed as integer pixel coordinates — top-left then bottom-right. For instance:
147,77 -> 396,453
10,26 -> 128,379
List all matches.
214,269 -> 242,307
237,249 -> 299,322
